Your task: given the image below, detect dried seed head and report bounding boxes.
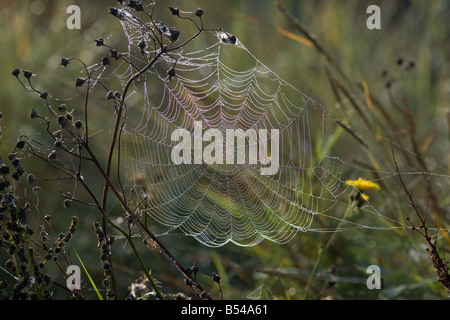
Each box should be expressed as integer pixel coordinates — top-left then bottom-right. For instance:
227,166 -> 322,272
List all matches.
54,140 -> 62,148
0,164 -> 9,174
11,158 -> 20,167
167,67 -> 176,81
106,236 -> 116,245
110,49 -> 121,60
169,7 -> 180,16
40,91 -> 48,99
16,140 -> 25,150
63,199 -> 72,208
57,115 -> 67,126
74,120 -> 83,129
27,174 -> 36,184
106,91 -> 115,100
194,8 -> 204,18
60,57 -> 70,67
11,68 -> 21,77
95,38 -> 104,46
212,272 -> 221,284
75,77 -> 86,88
167,28 -> 180,42
57,104 -> 67,112
30,109 -> 38,119
23,70 -> 33,79
156,22 -> 168,34
102,57 -> 110,66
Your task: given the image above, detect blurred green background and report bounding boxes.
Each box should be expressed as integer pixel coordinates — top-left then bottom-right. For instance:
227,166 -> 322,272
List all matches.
0,0 -> 449,300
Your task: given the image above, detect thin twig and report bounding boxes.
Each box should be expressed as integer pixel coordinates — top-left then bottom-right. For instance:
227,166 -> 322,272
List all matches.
391,143 -> 450,292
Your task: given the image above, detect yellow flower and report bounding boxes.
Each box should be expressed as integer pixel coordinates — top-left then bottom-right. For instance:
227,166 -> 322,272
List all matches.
345,178 -> 380,191
360,193 -> 369,202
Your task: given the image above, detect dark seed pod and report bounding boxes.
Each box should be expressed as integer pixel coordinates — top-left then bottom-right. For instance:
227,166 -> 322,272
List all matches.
168,28 -> 180,42
167,67 -> 176,81
95,38 -> 104,46
63,199 -> 72,208
60,57 -> 70,67
23,70 -> 33,79
11,68 -> 21,77
0,164 -> 9,174
30,109 -> 38,119
57,104 -> 66,112
16,140 -> 25,149
57,115 -> 67,126
169,7 -> 180,16
11,159 -> 20,167
74,120 -> 83,129
39,91 -> 48,99
106,91 -> 115,100
27,174 -> 36,184
54,140 -> 62,148
75,77 -> 86,88
110,49 -> 121,60
102,57 -> 110,66
194,8 -> 204,17
212,272 -> 221,284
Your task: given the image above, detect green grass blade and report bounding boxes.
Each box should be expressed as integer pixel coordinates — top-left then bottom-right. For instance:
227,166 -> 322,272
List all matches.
76,251 -> 104,300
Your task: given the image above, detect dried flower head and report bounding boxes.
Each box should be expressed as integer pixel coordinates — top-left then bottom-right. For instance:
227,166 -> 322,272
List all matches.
194,8 -> 204,17
30,109 -> 38,119
23,70 -> 33,79
95,38 -> 104,46
11,68 -> 21,77
169,7 -> 180,16
60,57 -> 70,67
75,77 -> 86,88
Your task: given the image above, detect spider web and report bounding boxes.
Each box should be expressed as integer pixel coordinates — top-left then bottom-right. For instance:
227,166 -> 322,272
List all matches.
99,7 -> 449,247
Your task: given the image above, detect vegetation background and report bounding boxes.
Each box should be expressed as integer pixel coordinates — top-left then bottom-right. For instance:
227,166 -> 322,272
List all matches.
0,0 -> 449,300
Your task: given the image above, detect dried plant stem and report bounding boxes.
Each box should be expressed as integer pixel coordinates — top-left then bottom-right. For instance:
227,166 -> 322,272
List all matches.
93,40 -> 211,298
392,144 -> 450,292
275,1 -> 351,86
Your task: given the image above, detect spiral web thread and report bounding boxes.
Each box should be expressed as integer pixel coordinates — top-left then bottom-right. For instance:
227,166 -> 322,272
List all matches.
99,7 -> 448,247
